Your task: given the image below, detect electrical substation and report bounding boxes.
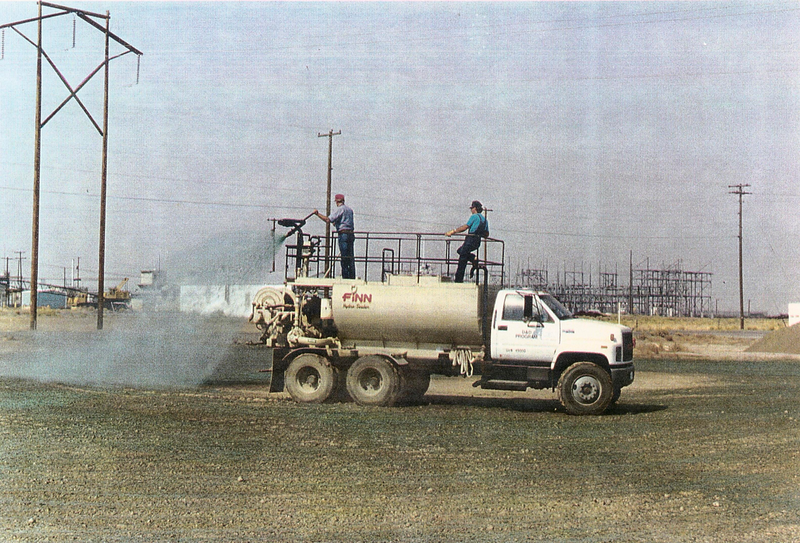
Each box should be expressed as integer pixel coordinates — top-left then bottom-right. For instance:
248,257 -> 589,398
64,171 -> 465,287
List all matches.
514,261 -> 713,317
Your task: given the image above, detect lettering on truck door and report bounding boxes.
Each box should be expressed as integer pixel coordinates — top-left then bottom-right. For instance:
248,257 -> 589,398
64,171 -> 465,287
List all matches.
492,293 -> 559,362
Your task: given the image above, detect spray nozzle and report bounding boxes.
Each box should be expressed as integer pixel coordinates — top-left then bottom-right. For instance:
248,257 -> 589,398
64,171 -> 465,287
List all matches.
278,218 -> 306,238
279,212 -> 315,237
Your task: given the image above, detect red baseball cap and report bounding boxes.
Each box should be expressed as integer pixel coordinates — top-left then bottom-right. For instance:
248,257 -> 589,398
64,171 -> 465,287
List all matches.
334,194 -> 345,201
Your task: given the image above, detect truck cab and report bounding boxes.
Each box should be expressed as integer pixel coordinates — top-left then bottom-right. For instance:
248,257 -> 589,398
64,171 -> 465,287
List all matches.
485,289 -> 635,414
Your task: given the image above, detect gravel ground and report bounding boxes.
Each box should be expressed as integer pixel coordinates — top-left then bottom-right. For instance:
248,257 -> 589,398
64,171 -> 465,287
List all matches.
1,311 -> 799,542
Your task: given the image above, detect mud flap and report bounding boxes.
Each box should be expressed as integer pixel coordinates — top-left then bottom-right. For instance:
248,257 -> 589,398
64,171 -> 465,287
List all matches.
204,344 -> 274,386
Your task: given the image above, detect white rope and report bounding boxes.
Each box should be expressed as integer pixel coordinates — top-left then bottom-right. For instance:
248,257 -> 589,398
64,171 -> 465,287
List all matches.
450,349 -> 474,378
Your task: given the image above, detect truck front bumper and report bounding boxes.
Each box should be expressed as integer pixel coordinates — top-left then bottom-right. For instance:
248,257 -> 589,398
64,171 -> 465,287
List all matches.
611,363 -> 635,389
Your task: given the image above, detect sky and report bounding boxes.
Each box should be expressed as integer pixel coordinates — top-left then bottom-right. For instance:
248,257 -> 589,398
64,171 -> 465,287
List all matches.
0,1 -> 798,315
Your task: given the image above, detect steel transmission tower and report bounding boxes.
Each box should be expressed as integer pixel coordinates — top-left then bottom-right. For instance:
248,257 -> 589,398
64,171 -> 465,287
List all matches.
1,2 -> 142,330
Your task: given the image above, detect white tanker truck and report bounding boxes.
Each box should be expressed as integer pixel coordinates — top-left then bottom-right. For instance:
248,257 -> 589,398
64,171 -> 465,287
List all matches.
249,220 -> 634,415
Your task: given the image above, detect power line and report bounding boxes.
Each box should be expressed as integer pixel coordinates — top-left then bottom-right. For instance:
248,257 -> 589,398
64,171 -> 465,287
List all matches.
0,182 -> 731,242
149,3 -> 797,56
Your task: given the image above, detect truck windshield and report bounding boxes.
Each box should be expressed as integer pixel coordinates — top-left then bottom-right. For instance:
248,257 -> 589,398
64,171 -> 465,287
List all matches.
540,295 -> 574,320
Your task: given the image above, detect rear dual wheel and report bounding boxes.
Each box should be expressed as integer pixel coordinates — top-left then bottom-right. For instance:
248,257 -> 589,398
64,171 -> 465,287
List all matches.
400,370 -> 431,403
346,355 -> 402,407
286,354 -> 426,407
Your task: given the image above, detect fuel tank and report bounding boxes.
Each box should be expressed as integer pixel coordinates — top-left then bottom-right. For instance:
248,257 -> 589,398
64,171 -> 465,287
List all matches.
331,275 -> 484,348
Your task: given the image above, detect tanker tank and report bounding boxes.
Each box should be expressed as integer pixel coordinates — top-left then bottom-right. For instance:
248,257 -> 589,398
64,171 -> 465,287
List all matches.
331,275 -> 484,349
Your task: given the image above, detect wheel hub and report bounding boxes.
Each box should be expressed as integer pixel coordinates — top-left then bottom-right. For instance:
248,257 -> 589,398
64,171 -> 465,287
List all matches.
572,376 -> 600,404
358,369 -> 383,393
297,367 -> 320,392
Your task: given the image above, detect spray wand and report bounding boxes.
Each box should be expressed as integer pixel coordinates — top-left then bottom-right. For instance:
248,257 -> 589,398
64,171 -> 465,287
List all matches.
277,212 -> 315,238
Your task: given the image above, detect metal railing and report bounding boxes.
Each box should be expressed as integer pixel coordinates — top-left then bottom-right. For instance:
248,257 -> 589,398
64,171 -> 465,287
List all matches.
284,231 -> 505,286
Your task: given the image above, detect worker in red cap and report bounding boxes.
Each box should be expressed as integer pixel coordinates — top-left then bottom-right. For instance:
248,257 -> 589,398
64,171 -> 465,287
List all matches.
313,194 -> 356,279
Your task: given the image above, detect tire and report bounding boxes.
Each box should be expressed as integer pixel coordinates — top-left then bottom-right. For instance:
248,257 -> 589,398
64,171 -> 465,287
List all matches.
284,353 -> 337,403
346,355 -> 402,407
400,370 -> 431,403
557,362 -> 613,416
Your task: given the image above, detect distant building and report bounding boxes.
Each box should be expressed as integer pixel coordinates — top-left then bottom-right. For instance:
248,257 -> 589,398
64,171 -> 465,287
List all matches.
138,269 -> 164,290
132,269 -> 175,311
0,273 -> 8,308
20,290 -> 68,309
39,290 -> 68,309
789,303 -> 800,327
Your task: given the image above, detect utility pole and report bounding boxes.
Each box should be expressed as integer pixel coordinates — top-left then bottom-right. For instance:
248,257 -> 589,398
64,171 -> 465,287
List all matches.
729,183 -> 751,330
30,0 -> 42,329
96,10 -> 110,330
482,206 -> 492,265
14,251 -> 26,290
629,250 -> 634,315
317,129 -> 341,275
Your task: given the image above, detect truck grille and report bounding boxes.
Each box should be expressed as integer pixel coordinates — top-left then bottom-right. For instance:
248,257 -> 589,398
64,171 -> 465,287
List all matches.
621,331 -> 634,361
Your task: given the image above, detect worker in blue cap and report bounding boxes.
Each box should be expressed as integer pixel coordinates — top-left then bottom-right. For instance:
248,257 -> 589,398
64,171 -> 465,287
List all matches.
446,200 -> 489,283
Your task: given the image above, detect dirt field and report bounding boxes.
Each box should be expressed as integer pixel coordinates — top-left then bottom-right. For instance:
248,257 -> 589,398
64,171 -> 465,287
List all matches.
1,309 -> 799,542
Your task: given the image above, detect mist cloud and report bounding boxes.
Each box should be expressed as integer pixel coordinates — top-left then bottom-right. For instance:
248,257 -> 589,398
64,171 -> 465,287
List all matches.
0,312 -> 253,389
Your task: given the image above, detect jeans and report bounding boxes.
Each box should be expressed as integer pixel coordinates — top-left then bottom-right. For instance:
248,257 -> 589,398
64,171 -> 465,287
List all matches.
454,236 -> 480,283
338,231 -> 356,279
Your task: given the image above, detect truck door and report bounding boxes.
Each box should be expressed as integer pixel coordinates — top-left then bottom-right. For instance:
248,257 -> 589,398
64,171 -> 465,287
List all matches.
492,292 -> 559,362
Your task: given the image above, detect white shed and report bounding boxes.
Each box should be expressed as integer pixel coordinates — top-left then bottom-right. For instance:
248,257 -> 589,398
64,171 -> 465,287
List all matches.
789,303 -> 800,327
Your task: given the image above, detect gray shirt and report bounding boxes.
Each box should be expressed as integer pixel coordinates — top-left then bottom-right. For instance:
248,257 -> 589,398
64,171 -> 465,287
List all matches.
328,204 -> 354,232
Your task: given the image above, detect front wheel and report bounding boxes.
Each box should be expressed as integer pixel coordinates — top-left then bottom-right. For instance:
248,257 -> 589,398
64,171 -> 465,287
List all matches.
346,355 -> 401,407
557,362 -> 613,416
284,354 -> 338,403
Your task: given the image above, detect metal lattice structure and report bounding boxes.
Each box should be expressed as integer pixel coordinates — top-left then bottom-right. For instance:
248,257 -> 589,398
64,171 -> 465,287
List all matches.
513,261 -> 712,317
631,266 -> 712,317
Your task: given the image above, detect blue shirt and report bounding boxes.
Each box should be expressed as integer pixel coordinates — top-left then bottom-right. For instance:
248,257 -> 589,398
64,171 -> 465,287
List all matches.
328,204 -> 354,232
467,213 -> 488,236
